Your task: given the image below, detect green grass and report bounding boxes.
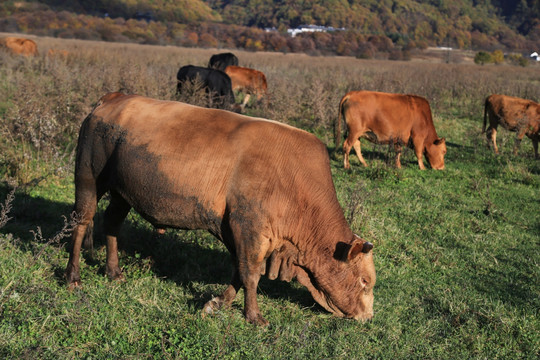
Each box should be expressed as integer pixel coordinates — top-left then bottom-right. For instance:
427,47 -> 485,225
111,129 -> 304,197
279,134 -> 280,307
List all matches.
1,115 -> 538,359
0,37 -> 539,359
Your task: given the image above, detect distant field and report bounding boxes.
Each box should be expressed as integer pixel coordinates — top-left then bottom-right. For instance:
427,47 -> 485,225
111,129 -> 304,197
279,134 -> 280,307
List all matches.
0,34 -> 539,359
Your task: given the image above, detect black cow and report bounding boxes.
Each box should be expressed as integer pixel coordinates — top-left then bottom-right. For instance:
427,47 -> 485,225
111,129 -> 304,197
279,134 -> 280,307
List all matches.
208,52 -> 239,71
176,65 -> 238,110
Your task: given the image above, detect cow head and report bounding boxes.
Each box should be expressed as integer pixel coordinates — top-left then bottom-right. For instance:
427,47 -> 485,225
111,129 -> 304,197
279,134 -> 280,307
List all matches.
425,137 -> 446,170
295,235 -> 376,321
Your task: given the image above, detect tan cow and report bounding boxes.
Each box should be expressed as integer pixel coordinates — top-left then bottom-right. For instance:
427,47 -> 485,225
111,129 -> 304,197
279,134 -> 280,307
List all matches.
336,91 -> 446,170
47,48 -> 69,58
224,65 -> 268,108
66,92 -> 376,326
483,94 -> 540,158
0,37 -> 38,56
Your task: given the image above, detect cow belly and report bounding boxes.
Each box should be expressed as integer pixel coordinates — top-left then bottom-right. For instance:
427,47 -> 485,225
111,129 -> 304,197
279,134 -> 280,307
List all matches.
362,130 -> 407,144
109,145 -> 225,233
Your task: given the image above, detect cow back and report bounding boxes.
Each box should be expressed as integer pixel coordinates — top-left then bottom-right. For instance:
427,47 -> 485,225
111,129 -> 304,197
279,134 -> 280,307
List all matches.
208,52 -> 239,71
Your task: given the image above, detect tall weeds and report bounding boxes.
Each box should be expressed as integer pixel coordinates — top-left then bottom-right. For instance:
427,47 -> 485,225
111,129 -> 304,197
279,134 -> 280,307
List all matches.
1,36 -> 539,185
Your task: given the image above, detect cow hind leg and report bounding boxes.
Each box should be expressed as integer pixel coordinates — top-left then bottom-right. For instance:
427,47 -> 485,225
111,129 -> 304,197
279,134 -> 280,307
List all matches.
203,269 -> 242,315
513,131 -> 526,156
241,93 -> 251,108
103,191 -> 131,281
342,136 -> 354,169
394,143 -> 403,169
352,140 -> 368,167
486,126 -> 499,154
66,184 -> 100,287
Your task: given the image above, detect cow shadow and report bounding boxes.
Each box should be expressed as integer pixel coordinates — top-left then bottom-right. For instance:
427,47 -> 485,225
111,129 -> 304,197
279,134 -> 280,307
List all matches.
0,183 -> 323,315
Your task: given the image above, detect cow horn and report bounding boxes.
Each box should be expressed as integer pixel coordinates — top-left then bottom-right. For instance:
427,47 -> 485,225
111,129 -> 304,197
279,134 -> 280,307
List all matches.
362,242 -> 373,253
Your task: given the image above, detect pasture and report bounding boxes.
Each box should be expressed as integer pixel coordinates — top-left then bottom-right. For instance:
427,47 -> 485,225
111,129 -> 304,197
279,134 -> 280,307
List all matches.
0,34 -> 539,359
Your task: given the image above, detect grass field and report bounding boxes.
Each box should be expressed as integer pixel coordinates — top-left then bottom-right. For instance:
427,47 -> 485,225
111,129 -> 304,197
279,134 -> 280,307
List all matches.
0,34 -> 539,359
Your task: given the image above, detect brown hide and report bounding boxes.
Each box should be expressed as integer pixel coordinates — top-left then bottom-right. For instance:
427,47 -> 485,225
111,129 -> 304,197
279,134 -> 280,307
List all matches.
483,94 -> 540,158
0,37 -> 38,56
66,93 -> 376,325
337,91 -> 446,170
224,65 -> 268,107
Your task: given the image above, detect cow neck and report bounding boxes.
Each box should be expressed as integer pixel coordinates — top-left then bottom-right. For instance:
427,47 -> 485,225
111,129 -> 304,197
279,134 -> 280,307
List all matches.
289,200 -> 353,274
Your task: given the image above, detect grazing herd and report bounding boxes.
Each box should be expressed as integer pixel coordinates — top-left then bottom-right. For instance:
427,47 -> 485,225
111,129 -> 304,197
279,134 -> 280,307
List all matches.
2,37 -> 538,325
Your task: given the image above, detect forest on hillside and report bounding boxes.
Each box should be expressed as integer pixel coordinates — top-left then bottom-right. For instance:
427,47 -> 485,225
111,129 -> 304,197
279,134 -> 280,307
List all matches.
0,0 -> 538,58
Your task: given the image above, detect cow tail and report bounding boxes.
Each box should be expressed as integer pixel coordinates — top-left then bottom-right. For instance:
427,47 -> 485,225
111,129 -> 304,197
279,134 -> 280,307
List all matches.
482,97 -> 488,133
335,94 -> 349,152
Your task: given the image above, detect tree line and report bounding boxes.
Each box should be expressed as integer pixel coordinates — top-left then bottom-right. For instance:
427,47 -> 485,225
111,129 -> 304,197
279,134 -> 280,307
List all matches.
0,0 -> 538,59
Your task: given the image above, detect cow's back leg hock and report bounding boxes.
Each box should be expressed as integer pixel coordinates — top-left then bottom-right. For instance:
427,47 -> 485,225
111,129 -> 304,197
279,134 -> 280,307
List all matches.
486,126 -> 499,154
203,269 -> 242,314
342,136 -> 354,169
352,139 -> 368,167
241,93 -> 251,108
66,219 -> 94,287
66,180 -> 99,287
103,191 -> 131,281
394,143 -> 403,169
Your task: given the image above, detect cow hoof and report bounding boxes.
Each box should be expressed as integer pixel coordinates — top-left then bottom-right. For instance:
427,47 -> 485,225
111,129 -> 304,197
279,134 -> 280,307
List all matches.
107,270 -> 125,282
67,281 -> 81,290
202,297 -> 222,316
246,313 -> 269,326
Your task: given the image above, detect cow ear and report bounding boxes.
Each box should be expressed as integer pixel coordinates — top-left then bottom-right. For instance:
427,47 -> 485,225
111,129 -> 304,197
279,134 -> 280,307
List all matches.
348,240 -> 373,261
335,237 -> 373,262
434,137 -> 446,145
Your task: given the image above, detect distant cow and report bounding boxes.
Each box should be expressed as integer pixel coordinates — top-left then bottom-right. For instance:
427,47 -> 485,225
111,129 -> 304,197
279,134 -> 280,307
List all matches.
336,91 -> 446,170
0,37 -> 38,56
208,52 -> 239,71
483,94 -> 540,158
224,65 -> 268,107
47,48 -> 69,58
65,92 -> 376,326
176,65 -> 238,110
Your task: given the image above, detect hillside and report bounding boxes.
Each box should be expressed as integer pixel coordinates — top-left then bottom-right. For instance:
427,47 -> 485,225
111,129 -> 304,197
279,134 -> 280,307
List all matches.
0,0 -> 538,56
206,0 -> 539,49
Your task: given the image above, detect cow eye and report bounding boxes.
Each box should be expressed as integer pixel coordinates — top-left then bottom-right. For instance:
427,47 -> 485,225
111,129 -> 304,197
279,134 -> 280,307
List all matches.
361,277 -> 368,286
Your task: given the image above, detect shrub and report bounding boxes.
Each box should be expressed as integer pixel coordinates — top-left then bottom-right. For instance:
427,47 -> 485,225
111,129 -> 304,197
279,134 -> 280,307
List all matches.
474,51 -> 492,65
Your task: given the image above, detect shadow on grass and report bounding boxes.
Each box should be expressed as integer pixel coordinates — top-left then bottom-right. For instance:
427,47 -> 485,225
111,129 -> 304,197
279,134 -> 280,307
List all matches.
0,182 -> 322,315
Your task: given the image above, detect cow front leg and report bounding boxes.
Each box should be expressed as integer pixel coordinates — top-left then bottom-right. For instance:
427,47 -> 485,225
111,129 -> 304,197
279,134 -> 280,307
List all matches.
533,138 -> 539,159
241,268 -> 268,326
103,192 -> 131,281
413,141 -> 426,170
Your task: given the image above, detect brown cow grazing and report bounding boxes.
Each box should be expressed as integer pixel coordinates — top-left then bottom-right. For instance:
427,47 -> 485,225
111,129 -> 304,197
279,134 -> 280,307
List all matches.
483,94 -> 540,158
66,92 -> 376,326
336,91 -> 446,170
0,37 -> 38,56
224,65 -> 268,108
47,48 -> 69,59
